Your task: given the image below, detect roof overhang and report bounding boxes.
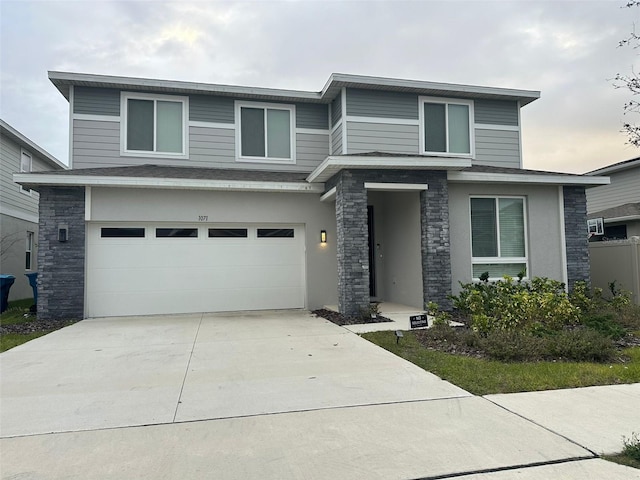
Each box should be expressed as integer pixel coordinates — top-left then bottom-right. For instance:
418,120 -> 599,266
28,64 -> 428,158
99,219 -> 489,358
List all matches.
448,171 -> 610,186
0,120 -> 67,170
586,157 -> 640,175
307,155 -> 472,183
49,71 -> 540,106
320,73 -> 540,106
13,173 -> 324,194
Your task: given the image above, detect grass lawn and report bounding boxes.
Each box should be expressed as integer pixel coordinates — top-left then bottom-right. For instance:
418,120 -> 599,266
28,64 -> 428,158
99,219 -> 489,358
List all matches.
604,453 -> 640,469
361,330 -> 640,395
0,298 -> 63,353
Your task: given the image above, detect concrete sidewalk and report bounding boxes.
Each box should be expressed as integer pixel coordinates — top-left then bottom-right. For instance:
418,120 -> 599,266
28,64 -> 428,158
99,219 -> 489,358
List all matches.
1,311 -> 639,479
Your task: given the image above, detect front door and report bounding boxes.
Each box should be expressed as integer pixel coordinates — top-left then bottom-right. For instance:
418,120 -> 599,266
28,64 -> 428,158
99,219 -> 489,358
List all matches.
367,206 -> 376,297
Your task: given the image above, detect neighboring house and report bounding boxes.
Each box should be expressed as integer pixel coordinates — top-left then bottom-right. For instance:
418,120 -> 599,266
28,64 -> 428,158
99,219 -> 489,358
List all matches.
1,119 -> 67,300
586,157 -> 640,240
14,71 -> 608,320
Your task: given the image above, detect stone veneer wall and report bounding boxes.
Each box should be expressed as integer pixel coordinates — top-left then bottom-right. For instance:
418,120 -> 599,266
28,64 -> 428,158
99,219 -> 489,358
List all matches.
334,171 -> 370,316
37,187 -> 85,320
563,186 -> 590,291
419,171 -> 452,310
328,169 -> 452,315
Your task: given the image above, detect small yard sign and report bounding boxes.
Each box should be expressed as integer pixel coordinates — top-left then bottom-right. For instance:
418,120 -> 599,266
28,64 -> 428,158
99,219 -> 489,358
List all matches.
410,314 -> 428,329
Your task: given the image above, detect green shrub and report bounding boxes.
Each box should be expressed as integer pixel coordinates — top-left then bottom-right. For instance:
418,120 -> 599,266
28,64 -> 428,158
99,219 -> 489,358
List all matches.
544,329 -> 615,362
623,432 -> 640,462
582,313 -> 627,340
452,276 -> 579,334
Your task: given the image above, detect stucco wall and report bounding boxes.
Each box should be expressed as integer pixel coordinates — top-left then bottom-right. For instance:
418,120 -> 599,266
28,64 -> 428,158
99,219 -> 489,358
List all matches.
448,183 -> 565,294
89,187 -> 338,310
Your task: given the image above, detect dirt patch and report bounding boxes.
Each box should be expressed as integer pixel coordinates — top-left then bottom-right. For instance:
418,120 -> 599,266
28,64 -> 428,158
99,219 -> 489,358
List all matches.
0,315 -> 79,335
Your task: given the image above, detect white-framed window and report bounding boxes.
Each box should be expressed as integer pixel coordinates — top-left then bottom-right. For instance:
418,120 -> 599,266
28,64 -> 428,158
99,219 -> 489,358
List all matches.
235,101 -> 295,164
470,196 -> 528,280
419,96 -> 474,157
20,149 -> 32,194
121,92 -> 188,158
587,218 -> 604,236
25,231 -> 34,270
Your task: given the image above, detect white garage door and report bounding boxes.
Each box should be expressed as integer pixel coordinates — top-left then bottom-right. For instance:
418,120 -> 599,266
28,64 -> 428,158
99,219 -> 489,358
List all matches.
86,223 -> 305,317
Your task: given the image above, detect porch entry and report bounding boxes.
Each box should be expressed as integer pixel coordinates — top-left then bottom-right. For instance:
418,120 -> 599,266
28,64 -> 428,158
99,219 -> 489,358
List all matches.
366,189 -> 424,310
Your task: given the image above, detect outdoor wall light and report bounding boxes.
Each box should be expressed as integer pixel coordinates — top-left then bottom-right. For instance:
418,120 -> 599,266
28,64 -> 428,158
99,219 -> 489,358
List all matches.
320,230 -> 327,243
58,224 -> 68,243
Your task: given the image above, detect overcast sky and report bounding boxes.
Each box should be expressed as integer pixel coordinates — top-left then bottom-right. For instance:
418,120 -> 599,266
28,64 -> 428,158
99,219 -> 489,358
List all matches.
1,0 -> 639,173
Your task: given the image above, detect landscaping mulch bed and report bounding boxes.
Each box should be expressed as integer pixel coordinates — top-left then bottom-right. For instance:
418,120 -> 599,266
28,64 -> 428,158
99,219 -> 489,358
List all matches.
313,308 -> 394,326
0,314 -> 79,335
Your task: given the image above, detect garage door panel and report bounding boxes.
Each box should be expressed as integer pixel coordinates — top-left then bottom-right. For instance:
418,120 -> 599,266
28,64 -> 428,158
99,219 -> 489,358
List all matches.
87,223 -> 305,317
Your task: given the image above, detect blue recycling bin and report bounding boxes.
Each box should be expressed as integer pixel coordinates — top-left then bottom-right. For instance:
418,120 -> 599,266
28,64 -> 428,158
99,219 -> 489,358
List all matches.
25,272 -> 38,308
1,275 -> 16,313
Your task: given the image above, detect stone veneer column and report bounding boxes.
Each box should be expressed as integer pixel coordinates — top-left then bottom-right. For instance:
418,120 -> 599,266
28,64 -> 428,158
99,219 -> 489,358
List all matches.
335,171 -> 370,316
420,171 -> 452,310
37,187 -> 85,320
563,186 -> 590,292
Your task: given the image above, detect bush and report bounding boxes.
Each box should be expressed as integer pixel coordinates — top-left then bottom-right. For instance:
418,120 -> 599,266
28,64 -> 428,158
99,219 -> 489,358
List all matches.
451,276 -> 579,335
544,328 -> 616,362
623,432 -> 640,462
581,313 -> 627,340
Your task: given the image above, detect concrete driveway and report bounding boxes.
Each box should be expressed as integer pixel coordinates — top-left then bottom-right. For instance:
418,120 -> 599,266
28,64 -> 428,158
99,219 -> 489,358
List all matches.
1,311 -> 638,479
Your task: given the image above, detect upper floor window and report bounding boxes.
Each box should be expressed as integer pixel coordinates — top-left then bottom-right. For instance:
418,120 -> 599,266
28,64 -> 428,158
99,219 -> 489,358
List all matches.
470,196 -> 527,280
419,97 -> 473,156
235,101 -> 295,164
20,150 -> 32,194
121,92 -> 188,157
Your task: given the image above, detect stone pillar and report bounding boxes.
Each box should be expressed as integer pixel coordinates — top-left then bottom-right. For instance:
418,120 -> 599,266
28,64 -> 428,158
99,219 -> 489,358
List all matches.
563,186 -> 590,292
37,187 -> 85,320
420,171 -> 452,310
335,171 -> 370,316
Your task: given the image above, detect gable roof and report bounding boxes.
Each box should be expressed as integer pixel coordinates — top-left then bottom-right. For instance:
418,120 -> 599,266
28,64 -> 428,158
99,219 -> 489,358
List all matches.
0,119 -> 67,170
588,202 -> 640,221
586,156 -> 640,175
48,71 -> 540,106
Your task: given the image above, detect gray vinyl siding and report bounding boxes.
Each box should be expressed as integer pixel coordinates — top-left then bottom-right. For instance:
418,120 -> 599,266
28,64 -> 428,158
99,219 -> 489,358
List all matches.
296,104 -> 329,130
346,88 -> 419,120
346,121 -> 419,154
73,87 -> 120,116
474,99 -> 519,126
474,129 -> 520,168
72,119 -> 328,172
332,124 -> 343,155
587,167 -> 640,212
1,133 -> 40,217
189,95 -> 234,123
331,95 -> 342,127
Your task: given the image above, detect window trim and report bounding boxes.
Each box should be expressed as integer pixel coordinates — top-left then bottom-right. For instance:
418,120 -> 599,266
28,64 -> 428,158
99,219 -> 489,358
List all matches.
469,195 -> 528,281
418,96 -> 474,158
235,100 -> 296,164
120,91 -> 189,159
25,231 -> 34,270
19,149 -> 32,195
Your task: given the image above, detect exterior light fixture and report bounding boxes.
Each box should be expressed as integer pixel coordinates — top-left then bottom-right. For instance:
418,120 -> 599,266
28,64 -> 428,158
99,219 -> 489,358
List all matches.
320,230 -> 327,243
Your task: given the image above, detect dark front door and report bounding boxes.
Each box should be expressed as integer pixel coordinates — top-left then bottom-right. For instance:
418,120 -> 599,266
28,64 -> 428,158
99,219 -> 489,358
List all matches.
367,206 -> 376,297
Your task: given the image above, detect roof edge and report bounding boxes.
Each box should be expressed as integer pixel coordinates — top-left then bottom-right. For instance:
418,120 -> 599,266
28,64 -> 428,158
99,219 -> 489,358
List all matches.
0,119 -> 67,170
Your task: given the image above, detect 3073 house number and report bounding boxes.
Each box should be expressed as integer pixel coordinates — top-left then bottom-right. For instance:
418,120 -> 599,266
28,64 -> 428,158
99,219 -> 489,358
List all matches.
198,215 -> 208,222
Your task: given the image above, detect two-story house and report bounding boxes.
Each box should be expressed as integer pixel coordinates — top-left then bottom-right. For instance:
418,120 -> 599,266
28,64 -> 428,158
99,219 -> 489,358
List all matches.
1,120 -> 67,301
586,157 -> 640,240
14,72 -> 608,320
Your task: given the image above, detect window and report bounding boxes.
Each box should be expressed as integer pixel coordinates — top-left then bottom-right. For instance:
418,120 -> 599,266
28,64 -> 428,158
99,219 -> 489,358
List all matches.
470,197 -> 527,279
101,228 -> 146,238
25,231 -> 34,270
122,93 -> 188,157
20,150 -> 32,194
156,228 -> 198,238
587,218 -> 604,236
236,102 -> 295,163
419,97 -> 473,156
257,228 -> 294,238
208,228 -> 248,238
